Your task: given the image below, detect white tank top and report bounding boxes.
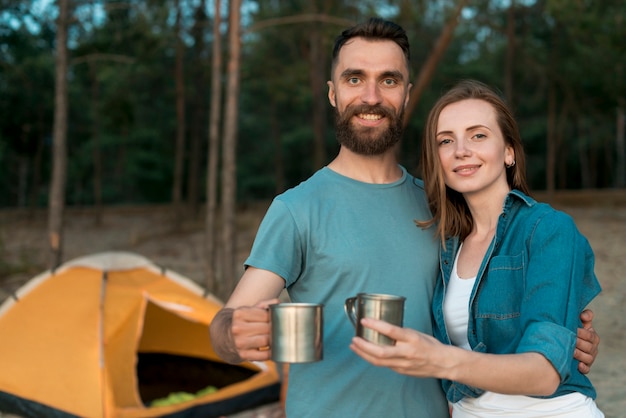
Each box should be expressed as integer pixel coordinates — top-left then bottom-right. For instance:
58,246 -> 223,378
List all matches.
443,244 -> 475,350
443,245 -> 604,418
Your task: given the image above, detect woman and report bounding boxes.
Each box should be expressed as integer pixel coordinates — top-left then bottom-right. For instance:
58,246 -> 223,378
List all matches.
350,80 -> 603,417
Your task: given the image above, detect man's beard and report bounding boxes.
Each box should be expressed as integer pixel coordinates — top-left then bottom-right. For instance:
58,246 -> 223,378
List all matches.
334,104 -> 405,156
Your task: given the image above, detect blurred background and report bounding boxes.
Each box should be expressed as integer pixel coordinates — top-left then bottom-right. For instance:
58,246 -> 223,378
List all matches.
0,2 -> 625,417
0,0 -> 624,298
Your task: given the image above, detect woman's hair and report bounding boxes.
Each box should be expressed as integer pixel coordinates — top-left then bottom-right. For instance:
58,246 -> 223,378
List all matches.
417,79 -> 530,245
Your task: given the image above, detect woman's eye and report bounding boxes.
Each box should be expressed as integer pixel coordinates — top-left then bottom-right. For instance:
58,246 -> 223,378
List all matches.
438,138 -> 451,145
472,133 -> 486,140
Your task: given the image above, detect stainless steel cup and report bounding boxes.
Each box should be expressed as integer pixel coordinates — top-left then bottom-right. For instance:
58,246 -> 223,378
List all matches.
270,303 -> 323,363
344,293 -> 405,345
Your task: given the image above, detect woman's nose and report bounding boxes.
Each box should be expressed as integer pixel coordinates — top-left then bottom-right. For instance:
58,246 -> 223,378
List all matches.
454,138 -> 472,157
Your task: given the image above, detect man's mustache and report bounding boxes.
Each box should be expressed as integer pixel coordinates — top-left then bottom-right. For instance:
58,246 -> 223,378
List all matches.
342,104 -> 396,120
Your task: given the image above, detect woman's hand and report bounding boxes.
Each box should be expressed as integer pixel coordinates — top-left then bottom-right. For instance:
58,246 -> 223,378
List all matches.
349,317 -> 450,379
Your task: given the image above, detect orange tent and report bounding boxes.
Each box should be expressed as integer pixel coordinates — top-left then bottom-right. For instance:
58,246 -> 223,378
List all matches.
0,252 -> 280,417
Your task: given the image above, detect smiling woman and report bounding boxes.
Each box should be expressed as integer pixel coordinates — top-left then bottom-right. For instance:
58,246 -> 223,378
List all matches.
435,98 -> 514,200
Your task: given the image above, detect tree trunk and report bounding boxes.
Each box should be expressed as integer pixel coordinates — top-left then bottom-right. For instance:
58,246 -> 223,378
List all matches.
546,82 -> 556,197
48,0 -> 70,269
188,3 -> 208,218
17,154 -> 28,207
309,21 -> 327,169
29,105 -> 45,214
172,0 -> 186,229
504,0 -> 515,103
271,99 -> 285,194
403,0 -> 468,127
556,97 -> 570,189
577,116 -> 592,189
617,101 -> 625,188
220,0 -> 242,299
89,60 -> 103,225
578,118 -> 592,188
205,0 -> 221,295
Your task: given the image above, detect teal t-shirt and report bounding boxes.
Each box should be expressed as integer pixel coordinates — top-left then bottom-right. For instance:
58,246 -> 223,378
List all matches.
245,166 -> 448,417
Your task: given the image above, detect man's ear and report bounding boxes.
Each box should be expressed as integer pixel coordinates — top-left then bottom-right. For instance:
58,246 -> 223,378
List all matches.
404,83 -> 413,108
327,80 -> 336,107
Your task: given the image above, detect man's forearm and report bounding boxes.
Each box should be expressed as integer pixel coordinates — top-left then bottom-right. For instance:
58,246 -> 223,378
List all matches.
210,308 -> 244,364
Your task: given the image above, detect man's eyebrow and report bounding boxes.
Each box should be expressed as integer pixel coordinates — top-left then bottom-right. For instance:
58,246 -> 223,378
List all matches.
339,69 -> 405,81
380,70 -> 405,81
339,68 -> 364,79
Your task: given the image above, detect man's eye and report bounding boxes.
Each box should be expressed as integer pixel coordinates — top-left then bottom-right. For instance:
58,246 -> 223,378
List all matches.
383,79 -> 397,86
348,77 -> 360,84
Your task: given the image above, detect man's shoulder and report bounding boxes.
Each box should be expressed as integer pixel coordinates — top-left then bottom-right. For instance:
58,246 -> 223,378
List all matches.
410,175 -> 426,191
398,165 -> 426,191
276,168 -> 329,201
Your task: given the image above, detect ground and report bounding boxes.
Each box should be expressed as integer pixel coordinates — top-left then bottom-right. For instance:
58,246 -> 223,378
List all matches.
1,189 -> 624,417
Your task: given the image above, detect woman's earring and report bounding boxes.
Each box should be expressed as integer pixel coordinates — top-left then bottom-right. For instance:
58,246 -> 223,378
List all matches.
506,160 -> 516,168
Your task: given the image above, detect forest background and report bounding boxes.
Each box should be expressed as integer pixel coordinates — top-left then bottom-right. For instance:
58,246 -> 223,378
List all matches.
0,0 -> 624,301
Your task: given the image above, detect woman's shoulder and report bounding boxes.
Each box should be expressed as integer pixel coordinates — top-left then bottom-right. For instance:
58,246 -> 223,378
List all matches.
507,193 -> 581,240
509,190 -> 575,225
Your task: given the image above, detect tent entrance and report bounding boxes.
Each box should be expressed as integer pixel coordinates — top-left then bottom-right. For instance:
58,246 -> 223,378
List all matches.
136,353 -> 256,404
135,300 -> 262,406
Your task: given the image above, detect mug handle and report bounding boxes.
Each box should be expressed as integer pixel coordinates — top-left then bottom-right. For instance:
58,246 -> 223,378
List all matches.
344,296 -> 357,328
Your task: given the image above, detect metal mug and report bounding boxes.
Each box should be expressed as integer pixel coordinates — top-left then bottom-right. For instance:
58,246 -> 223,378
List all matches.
344,293 -> 405,345
269,303 -> 323,363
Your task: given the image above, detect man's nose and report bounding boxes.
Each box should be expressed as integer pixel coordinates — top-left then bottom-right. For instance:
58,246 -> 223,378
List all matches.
360,82 -> 383,105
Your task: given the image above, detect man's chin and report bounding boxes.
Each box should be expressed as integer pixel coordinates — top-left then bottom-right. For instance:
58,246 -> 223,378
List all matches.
342,137 -> 399,156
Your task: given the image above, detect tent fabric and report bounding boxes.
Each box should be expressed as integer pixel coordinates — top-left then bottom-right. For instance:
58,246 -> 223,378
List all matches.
0,252 -> 280,418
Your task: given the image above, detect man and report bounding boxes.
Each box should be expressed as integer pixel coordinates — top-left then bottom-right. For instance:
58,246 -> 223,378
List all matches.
210,18 -> 599,417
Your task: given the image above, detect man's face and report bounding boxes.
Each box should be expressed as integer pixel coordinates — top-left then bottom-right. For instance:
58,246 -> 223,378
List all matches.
328,38 -> 412,155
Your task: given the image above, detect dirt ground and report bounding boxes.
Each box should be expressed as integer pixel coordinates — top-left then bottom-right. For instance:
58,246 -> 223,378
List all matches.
1,190 -> 624,418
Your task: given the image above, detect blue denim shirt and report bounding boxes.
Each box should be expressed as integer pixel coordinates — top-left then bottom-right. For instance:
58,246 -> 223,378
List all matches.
432,190 -> 601,403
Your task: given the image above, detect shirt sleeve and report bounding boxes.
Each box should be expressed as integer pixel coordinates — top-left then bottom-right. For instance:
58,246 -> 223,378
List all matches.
244,198 -> 303,286
516,209 -> 602,381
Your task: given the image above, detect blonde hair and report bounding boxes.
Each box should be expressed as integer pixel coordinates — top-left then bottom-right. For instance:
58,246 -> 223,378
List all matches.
417,80 -> 530,245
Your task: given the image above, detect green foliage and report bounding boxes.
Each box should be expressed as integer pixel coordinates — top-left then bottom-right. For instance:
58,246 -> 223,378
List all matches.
0,0 -> 623,209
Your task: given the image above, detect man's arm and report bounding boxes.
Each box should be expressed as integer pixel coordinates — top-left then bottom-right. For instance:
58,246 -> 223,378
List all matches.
209,267 -> 285,364
575,309 -> 600,374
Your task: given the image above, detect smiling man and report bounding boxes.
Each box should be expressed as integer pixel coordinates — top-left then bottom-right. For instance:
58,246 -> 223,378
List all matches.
328,36 -> 410,157
210,18 -> 449,417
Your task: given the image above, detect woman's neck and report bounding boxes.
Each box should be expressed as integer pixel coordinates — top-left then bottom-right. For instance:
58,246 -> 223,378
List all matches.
464,186 -> 510,239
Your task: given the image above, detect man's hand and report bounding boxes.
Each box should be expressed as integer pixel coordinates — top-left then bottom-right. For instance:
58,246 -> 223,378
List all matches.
209,298 -> 280,364
231,299 -> 279,361
574,309 -> 600,374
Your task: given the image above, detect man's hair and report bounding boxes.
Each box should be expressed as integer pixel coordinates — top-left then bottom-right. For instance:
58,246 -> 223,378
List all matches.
331,17 -> 410,72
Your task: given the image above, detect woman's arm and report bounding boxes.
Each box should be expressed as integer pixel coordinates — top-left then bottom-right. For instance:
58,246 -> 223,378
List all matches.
350,318 -> 560,395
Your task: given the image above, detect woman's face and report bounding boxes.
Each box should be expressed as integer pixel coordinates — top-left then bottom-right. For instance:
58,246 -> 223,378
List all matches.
435,99 -> 514,198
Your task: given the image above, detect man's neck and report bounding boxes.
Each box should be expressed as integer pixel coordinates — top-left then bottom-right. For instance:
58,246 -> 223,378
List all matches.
327,146 -> 402,184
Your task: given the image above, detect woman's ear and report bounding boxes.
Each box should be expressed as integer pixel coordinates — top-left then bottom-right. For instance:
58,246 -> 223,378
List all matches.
505,146 -> 515,167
